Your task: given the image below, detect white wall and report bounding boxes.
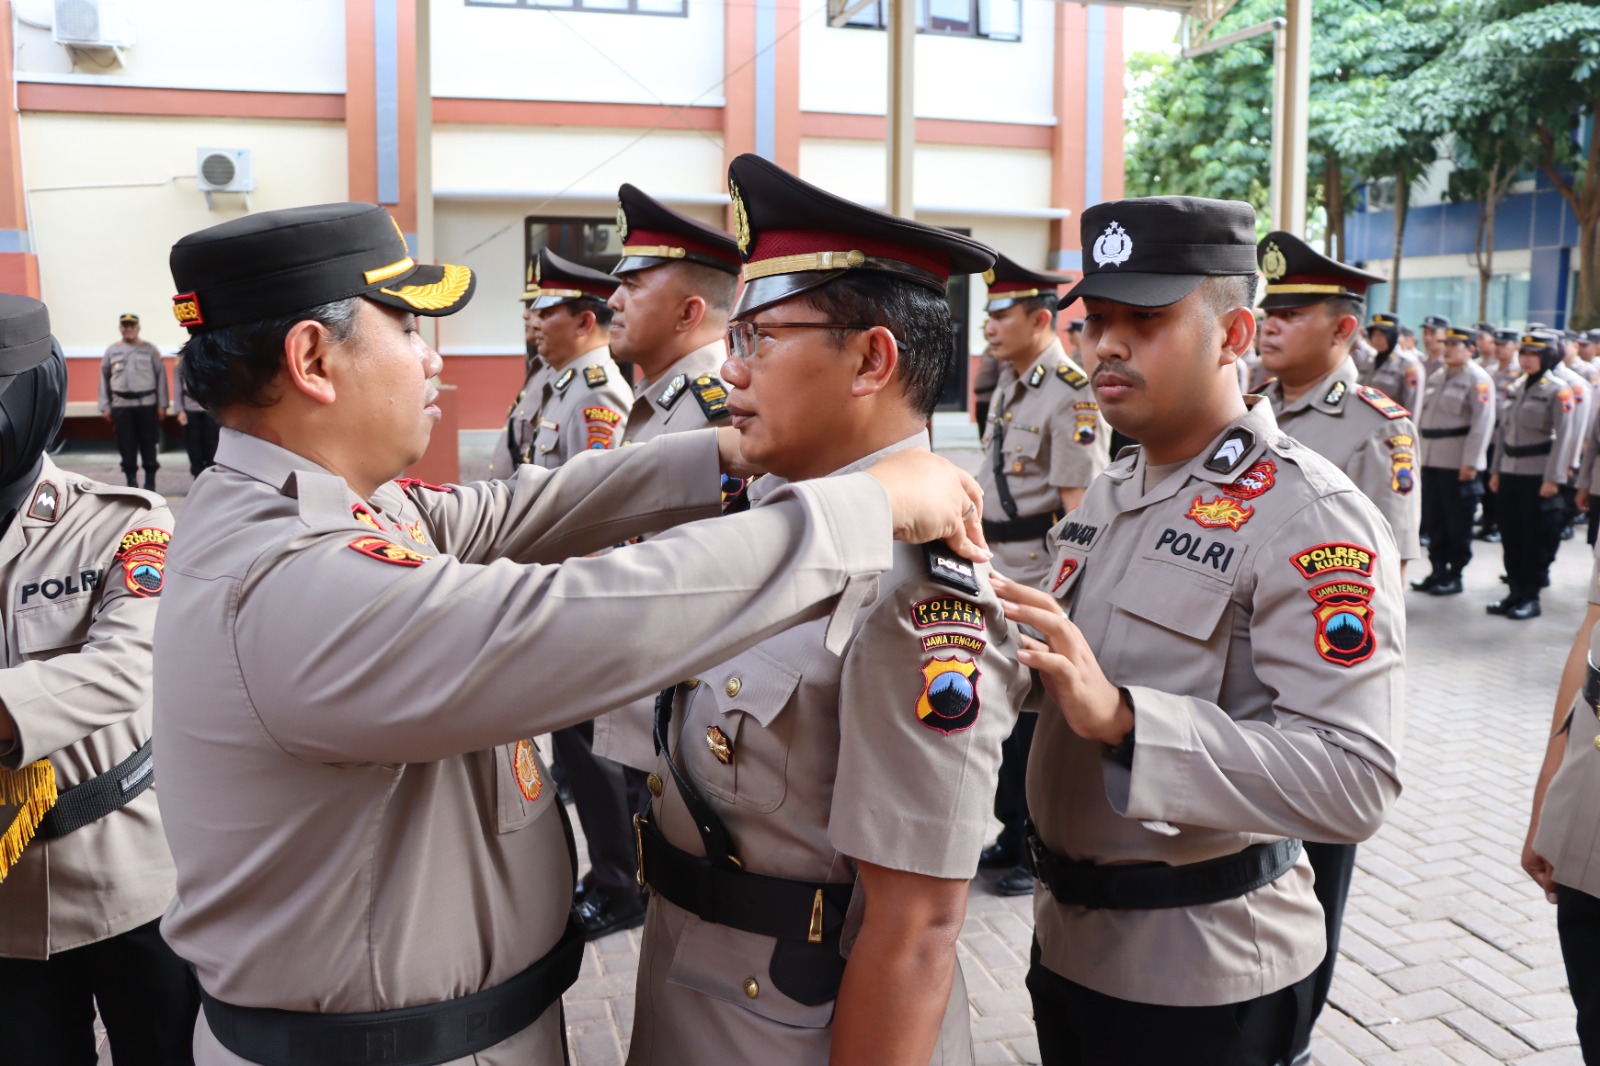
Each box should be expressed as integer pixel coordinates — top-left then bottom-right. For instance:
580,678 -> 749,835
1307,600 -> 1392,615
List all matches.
12,0 -> 346,93
799,0 -> 1056,125
798,139 -> 1053,212
431,1 -> 724,105
432,124 -> 726,201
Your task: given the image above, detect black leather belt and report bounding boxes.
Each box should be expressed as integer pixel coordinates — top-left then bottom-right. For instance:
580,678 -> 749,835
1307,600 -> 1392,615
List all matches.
1504,442 -> 1554,458
1027,829 -> 1303,910
982,510 -> 1061,543
112,389 -> 156,400
199,917 -> 585,1066
37,740 -> 154,840
1420,427 -> 1470,439
1585,657 -> 1600,713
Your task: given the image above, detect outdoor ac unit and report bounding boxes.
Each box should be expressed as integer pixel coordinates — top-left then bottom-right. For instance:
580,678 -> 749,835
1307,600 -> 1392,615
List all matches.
197,149 -> 254,194
52,0 -> 132,49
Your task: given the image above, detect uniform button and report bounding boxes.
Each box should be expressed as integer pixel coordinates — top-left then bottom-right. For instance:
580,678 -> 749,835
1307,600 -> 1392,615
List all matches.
1593,734 -> 1600,752
1004,412 -> 1013,421
743,978 -> 760,999
1029,551 -> 1038,560
647,773 -> 663,797
685,678 -> 699,689
725,677 -> 742,697
1014,444 -> 1022,452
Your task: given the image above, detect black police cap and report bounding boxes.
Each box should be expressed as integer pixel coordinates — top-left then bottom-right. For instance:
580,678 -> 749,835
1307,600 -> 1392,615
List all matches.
1422,315 -> 1451,331
614,184 -> 740,277
1443,326 -> 1475,345
1256,231 -> 1383,311
1494,328 -> 1520,344
170,203 -> 473,332
0,295 -> 55,397
1063,196 -> 1257,309
983,253 -> 1073,313
522,248 -> 620,310
727,153 -> 994,319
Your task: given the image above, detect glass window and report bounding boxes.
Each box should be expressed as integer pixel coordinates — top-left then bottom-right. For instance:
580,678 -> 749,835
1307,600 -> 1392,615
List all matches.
837,0 -> 1020,40
1365,272 -> 1532,332
525,217 -> 623,272
466,0 -> 686,14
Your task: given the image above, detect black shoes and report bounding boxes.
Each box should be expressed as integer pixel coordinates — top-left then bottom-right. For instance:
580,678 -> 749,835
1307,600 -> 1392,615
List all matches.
1507,599 -> 1543,620
575,885 -> 648,940
1430,578 -> 1463,595
979,841 -> 1021,870
994,865 -> 1035,897
1486,598 -> 1515,616
1410,573 -> 1444,593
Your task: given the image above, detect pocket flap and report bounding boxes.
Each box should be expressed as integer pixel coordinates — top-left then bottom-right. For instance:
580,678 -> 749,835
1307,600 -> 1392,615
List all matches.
1107,564 -> 1232,642
710,646 -> 802,728
14,600 -> 92,656
665,913 -> 836,1030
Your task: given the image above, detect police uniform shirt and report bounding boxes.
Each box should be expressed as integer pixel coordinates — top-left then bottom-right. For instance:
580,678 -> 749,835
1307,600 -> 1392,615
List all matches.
978,338 -> 1108,588
630,434 -> 1028,1064
1555,362 -> 1596,466
1357,348 -> 1425,414
530,346 -> 632,470
1576,403 -> 1600,495
1493,371 -> 1581,483
98,340 -> 168,412
1258,359 -> 1422,562
155,426 -> 900,1065
171,362 -> 208,415
1029,397 -> 1404,1006
0,457 -> 174,958
489,357 -> 553,480
1418,359 -> 1496,472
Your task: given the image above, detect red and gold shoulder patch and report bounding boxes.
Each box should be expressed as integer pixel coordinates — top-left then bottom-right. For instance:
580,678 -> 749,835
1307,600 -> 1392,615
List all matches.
916,655 -> 981,735
116,527 -> 170,597
1476,381 -> 1491,404
1390,446 -> 1415,494
1559,387 -> 1576,413
1222,459 -> 1276,501
1187,495 -> 1253,531
1072,401 -> 1099,445
1291,542 -> 1376,580
348,535 -> 431,567
394,477 -> 454,494
584,405 -> 622,451
351,504 -> 382,531
512,739 -> 543,802
171,291 -> 203,327
1357,385 -> 1410,420
1309,580 -> 1377,667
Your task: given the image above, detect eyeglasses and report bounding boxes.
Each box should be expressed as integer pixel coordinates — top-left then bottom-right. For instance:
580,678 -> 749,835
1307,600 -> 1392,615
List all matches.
725,321 -> 877,360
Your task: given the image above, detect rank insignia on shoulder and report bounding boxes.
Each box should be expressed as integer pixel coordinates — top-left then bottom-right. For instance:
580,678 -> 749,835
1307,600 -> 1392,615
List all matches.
1204,428 -> 1254,474
1027,364 -> 1048,388
116,527 -> 171,597
26,482 -> 60,523
657,373 -> 688,409
1356,385 -> 1410,420
1323,381 -> 1348,406
923,542 -> 981,594
584,365 -> 609,389
691,375 -> 729,420
916,655 -> 981,735
348,535 -> 431,568
1056,360 -> 1089,388
554,368 -> 576,393
512,739 -> 543,801
1309,580 -> 1377,667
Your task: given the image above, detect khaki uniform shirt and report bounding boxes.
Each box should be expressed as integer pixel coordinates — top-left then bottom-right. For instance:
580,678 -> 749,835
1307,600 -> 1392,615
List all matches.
1418,361 -> 1495,471
1260,360 -> 1422,562
977,340 -> 1108,588
98,341 -> 168,412
0,458 -> 174,959
631,434 -> 1029,1065
1357,349 -> 1425,414
529,346 -> 632,470
1576,401 -> 1600,495
1029,398 -> 1405,1007
1555,363 -> 1595,472
592,340 -> 733,771
1492,372 -> 1581,482
155,427 -> 897,1066
488,356 -> 552,480
171,361 -> 207,415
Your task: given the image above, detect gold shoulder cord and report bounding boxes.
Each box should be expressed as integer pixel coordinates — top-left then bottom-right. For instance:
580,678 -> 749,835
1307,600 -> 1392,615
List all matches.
0,760 -> 58,881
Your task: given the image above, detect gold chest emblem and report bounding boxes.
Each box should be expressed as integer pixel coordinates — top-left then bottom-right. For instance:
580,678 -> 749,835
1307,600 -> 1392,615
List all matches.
706,725 -> 734,765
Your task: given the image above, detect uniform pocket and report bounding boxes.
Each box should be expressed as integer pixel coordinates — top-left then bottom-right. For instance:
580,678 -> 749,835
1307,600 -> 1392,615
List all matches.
695,647 -> 801,814
534,418 -> 561,458
1104,566 -> 1233,702
665,911 -> 837,1030
13,599 -> 93,657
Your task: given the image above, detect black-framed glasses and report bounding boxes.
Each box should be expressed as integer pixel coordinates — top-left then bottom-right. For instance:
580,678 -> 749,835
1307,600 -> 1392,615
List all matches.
725,321 -> 878,360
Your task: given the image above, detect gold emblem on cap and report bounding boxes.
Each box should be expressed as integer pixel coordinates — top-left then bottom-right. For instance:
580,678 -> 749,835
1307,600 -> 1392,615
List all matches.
706,726 -> 734,765
982,267 -> 996,286
380,263 -> 472,311
730,179 -> 751,255
616,202 -> 628,243
1261,242 -> 1288,281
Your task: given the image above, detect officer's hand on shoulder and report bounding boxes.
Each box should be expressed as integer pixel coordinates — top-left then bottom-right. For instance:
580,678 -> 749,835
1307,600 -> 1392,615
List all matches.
865,449 -> 990,563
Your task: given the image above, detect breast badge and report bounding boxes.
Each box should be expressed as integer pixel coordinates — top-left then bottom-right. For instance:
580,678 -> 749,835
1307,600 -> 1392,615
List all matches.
348,535 -> 431,567
1187,495 -> 1253,531
1309,580 -> 1378,666
115,527 -> 170,597
512,739 -> 543,802
916,655 -> 981,735
1222,459 -> 1276,501
706,726 -> 734,765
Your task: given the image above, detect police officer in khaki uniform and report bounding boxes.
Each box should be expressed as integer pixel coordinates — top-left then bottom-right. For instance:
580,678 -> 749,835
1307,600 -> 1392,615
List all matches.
1489,330 -> 1582,619
523,248 -> 632,469
99,313 -> 169,491
1360,311 -> 1426,414
172,358 -> 220,476
1419,314 -> 1450,380
1413,326 -> 1495,594
0,301 -> 197,1064
153,202 -> 988,1066
629,152 -> 1027,1066
488,259 -> 556,480
1478,327 -> 1525,542
993,196 -> 1404,1066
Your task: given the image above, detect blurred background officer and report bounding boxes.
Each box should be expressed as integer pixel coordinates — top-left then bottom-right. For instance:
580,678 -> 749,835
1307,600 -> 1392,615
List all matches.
974,253 -> 1106,897
1361,312 -> 1425,414
1001,195 -> 1403,1066
1474,321 -> 1498,369
1489,330 -> 1581,620
630,152 -> 1025,1066
1414,326 -> 1495,595
488,257 -> 555,480
172,357 -> 220,477
1478,328 -> 1525,543
1553,337 -> 1594,544
522,248 -> 631,469
0,297 -> 194,1065
1419,314 -> 1450,379
153,202 -> 986,1066
972,345 -> 999,427
98,312 -> 168,491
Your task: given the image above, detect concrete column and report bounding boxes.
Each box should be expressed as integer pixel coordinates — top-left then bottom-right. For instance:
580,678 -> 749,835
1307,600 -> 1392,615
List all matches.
885,0 -> 914,216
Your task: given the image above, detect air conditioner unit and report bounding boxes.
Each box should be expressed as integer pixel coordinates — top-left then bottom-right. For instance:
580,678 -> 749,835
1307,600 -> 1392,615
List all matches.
196,148 -> 253,211
52,0 -> 132,49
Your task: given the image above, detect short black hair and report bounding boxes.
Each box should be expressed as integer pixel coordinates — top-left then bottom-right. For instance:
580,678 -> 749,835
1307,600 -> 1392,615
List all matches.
1013,295 -> 1058,325
804,274 -> 954,418
571,297 -> 613,329
674,261 -> 738,314
178,296 -> 359,411
1197,274 -> 1256,319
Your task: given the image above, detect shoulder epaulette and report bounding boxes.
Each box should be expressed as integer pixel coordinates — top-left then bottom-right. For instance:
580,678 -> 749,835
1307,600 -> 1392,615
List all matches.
1322,380 -> 1348,406
656,373 -> 688,409
554,368 -> 576,393
923,542 -> 981,595
1356,385 -> 1409,420
1055,359 -> 1089,389
1027,364 -> 1047,388
690,375 -> 729,420
583,365 -> 609,389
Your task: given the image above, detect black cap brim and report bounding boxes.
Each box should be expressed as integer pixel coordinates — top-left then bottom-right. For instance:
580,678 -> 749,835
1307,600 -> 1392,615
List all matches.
1060,270 -> 1212,309
734,269 -> 862,320
0,334 -> 54,397
985,295 -> 1059,314
1260,291 -> 1344,311
365,262 -> 476,318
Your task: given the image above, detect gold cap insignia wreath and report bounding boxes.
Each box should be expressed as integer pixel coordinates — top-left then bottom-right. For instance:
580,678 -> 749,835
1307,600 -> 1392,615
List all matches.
381,264 -> 472,311
616,203 -> 629,244
1262,242 -> 1288,281
982,268 -> 997,286
730,180 -> 751,255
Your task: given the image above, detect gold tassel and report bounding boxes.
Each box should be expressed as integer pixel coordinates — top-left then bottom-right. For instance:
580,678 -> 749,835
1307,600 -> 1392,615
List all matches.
0,760 -> 58,883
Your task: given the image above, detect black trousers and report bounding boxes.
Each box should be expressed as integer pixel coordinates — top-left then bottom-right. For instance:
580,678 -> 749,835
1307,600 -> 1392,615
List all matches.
1478,449 -> 1498,532
1558,884 -> 1600,1062
182,410 -> 220,476
0,917 -> 199,1065
1027,941 -> 1313,1066
550,721 -> 644,896
1421,467 -> 1481,576
110,405 -> 160,482
992,711 -> 1036,860
1498,473 -> 1564,603
1291,842 -> 1358,1062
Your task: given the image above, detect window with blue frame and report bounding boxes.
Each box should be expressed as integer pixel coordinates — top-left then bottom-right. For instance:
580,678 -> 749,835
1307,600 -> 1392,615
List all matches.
1366,273 -> 1532,332
838,0 -> 1022,40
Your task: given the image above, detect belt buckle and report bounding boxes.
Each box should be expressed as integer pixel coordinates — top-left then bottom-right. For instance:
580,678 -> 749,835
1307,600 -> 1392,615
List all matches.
633,813 -> 647,889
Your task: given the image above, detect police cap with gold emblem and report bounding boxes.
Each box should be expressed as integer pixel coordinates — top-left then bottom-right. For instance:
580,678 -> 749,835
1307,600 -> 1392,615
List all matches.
1443,326 -> 1475,345
1495,327 -> 1520,344
1256,230 -> 1384,311
726,153 -> 994,319
118,313 -> 139,326
613,183 -> 740,277
983,253 -> 1073,314
1368,311 -> 1403,346
1063,196 -> 1257,308
1423,314 -> 1451,332
0,295 -> 54,396
169,202 -> 474,331
523,247 -> 620,311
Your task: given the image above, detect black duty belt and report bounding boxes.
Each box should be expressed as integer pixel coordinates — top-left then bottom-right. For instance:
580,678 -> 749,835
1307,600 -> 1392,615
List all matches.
1503,442 -> 1554,458
1420,427 -> 1470,439
199,916 -> 585,1066
37,739 -> 154,840
112,389 -> 156,400
1585,657 -> 1600,713
982,510 -> 1062,543
1028,829 -> 1302,910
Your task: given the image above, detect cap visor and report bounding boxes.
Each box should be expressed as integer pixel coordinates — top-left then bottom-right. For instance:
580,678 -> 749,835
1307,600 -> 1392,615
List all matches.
1260,292 -> 1337,311
732,270 -> 851,320
366,262 -> 476,318
1061,271 -> 1210,309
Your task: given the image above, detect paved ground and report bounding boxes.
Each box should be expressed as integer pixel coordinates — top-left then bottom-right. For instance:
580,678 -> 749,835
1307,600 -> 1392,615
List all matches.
62,419 -> 1592,1064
